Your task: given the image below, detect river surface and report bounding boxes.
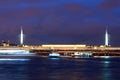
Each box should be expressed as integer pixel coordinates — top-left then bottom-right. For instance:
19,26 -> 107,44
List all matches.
0,57 -> 119,80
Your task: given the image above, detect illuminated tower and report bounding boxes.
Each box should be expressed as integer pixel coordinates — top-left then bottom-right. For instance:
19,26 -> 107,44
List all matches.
105,29 -> 109,46
20,27 -> 24,45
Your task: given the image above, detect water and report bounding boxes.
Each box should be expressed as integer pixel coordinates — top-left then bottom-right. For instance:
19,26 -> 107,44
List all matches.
0,57 -> 120,80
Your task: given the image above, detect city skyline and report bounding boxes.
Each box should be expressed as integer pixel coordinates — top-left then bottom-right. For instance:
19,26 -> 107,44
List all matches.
0,0 -> 120,46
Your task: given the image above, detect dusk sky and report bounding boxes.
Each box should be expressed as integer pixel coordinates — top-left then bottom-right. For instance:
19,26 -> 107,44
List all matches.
0,0 -> 120,46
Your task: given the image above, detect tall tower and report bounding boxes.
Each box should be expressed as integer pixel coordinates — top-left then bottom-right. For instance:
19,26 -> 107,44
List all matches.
105,28 -> 109,46
20,27 -> 24,45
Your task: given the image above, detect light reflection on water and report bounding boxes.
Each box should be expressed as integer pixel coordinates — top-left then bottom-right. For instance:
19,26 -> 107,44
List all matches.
48,57 -> 61,60
0,58 -> 30,80
0,57 -> 119,80
102,61 -> 112,80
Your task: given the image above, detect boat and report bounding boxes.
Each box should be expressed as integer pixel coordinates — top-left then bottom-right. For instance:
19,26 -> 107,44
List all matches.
72,52 -> 93,58
48,53 -> 60,58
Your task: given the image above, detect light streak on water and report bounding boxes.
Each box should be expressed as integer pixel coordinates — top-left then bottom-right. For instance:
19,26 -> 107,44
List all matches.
104,61 -> 110,64
0,58 -> 31,64
48,58 -> 61,60
0,58 -> 30,61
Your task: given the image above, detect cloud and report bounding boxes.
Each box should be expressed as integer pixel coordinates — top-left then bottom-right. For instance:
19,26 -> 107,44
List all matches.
99,0 -> 120,10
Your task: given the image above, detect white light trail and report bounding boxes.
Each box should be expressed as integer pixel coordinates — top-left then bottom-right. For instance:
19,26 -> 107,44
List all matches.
20,27 -> 24,45
105,29 -> 109,46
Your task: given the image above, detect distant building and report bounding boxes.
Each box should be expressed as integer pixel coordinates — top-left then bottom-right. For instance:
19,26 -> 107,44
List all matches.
0,40 -> 18,46
1,41 -> 9,47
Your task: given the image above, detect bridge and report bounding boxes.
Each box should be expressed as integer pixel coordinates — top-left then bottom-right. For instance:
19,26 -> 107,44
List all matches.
0,44 -> 120,51
0,27 -> 119,57
0,44 -> 120,57
25,44 -> 120,56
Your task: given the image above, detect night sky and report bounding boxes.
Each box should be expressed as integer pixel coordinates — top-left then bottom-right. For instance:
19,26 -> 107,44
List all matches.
0,0 -> 120,46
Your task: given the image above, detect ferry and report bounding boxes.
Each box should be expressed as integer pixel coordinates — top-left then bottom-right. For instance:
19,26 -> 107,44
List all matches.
48,53 -> 60,58
72,52 -> 93,58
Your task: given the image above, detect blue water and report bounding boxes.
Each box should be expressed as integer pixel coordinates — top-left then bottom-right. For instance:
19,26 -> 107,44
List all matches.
0,57 -> 120,80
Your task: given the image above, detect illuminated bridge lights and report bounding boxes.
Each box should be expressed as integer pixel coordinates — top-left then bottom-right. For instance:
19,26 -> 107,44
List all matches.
42,44 -> 86,48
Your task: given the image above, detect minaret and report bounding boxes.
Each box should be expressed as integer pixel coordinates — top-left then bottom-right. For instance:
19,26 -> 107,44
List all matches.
105,28 -> 109,46
20,27 -> 24,45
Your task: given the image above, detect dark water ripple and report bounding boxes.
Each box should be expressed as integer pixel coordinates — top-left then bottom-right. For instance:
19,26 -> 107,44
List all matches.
0,58 -> 119,80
